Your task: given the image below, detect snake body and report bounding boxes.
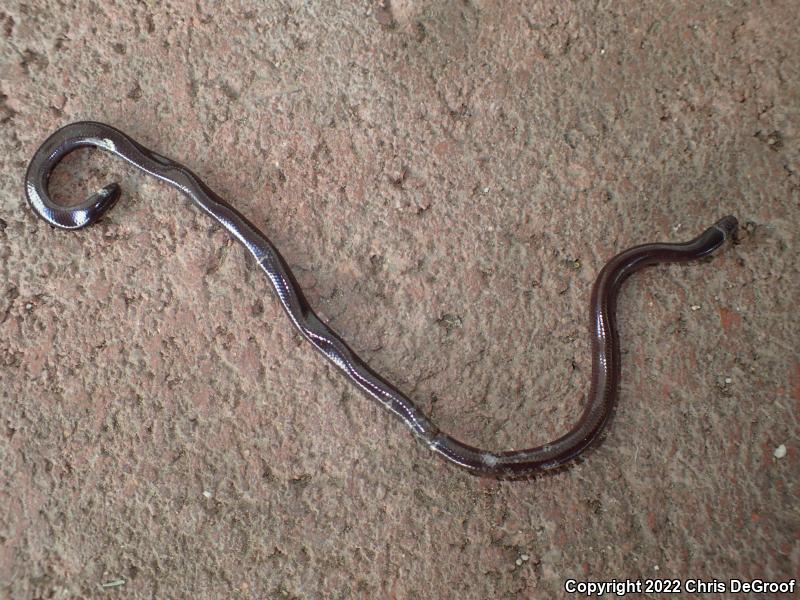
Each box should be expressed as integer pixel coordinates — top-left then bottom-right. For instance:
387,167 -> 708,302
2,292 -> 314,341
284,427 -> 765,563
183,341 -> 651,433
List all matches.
25,121 -> 738,477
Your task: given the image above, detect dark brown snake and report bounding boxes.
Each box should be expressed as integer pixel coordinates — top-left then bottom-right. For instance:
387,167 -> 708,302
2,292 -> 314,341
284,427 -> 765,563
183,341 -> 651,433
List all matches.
25,121 -> 738,477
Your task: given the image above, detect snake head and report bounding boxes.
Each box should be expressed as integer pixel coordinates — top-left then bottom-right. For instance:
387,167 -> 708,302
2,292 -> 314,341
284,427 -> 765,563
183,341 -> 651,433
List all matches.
713,215 -> 739,240
26,180 -> 120,230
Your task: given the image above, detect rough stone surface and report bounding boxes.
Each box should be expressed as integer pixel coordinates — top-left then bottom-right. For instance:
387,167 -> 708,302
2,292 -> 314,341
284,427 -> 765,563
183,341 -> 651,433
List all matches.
1,1 -> 798,598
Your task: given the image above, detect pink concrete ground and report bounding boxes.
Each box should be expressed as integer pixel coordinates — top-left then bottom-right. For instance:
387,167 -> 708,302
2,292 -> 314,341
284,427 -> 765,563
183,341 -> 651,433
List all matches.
1,1 -> 798,598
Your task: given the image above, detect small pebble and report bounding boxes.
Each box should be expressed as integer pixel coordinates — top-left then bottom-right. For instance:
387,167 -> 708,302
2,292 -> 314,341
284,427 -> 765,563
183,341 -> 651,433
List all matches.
202,490 -> 212,498
774,444 -> 787,459
691,305 -> 701,311
25,303 -> 33,310
520,554 -> 529,561
724,377 -> 732,384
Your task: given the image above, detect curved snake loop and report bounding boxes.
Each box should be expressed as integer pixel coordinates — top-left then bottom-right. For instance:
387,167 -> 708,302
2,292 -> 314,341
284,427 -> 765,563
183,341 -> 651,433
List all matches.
25,121 -> 738,477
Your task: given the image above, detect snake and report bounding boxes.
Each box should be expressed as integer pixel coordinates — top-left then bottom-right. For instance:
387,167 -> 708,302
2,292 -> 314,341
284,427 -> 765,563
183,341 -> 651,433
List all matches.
25,121 -> 738,477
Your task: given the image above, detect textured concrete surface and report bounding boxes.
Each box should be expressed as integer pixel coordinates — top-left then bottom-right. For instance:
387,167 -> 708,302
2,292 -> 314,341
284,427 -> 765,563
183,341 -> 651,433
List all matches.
1,1 -> 798,598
